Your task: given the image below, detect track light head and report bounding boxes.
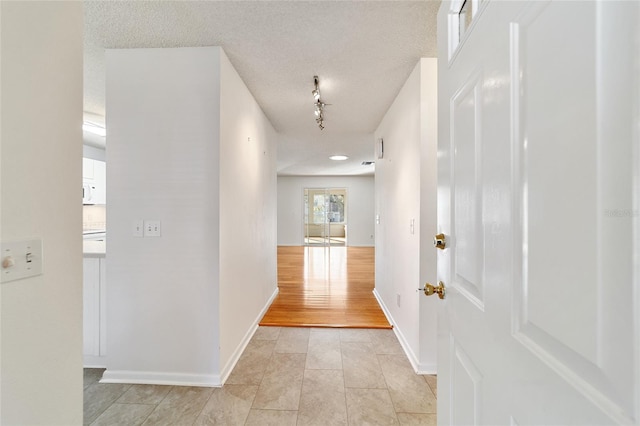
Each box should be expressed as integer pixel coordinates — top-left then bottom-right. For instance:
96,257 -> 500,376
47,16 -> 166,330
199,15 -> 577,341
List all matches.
312,75 -> 327,130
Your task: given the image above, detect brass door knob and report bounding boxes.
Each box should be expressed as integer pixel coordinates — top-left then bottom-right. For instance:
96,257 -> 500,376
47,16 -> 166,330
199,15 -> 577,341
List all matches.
420,282 -> 446,299
434,233 -> 446,250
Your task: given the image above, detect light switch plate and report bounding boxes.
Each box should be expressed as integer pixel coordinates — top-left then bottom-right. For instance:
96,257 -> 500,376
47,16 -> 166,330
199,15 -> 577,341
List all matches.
1,239 -> 43,283
144,220 -> 161,237
133,220 -> 144,237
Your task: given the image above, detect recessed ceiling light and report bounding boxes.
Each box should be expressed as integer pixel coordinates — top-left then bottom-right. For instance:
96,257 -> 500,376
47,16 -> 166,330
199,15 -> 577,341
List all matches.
330,155 -> 348,161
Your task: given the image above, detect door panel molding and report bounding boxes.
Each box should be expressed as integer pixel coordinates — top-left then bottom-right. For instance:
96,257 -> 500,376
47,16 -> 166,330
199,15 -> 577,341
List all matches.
510,2 -> 637,423
450,69 -> 485,311
451,336 -> 483,426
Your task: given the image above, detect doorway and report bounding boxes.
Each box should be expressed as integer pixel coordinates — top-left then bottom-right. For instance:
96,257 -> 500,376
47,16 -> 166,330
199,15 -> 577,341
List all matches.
303,188 -> 347,246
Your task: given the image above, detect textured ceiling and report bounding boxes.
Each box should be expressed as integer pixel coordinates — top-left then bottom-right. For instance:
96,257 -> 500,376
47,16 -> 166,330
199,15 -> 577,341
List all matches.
84,1 -> 440,175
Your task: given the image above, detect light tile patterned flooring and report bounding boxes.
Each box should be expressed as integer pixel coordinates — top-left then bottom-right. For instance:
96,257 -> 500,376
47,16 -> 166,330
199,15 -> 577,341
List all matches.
84,327 -> 437,425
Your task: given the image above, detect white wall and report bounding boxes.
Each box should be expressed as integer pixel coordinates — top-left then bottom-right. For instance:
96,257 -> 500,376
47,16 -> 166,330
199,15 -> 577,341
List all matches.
277,175 -> 375,246
218,51 -> 277,378
374,59 -> 438,373
105,47 -> 276,386
106,47 -> 222,386
1,2 -> 84,423
418,59 -> 438,372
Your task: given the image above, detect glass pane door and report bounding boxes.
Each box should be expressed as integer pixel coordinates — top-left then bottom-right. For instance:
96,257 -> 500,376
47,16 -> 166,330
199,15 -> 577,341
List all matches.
304,188 -> 347,246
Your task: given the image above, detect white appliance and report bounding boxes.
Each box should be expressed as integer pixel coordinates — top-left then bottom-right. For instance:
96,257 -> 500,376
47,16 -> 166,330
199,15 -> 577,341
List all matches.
83,183 -> 96,205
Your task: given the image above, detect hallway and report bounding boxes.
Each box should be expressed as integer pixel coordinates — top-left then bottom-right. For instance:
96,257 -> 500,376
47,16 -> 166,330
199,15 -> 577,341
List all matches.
84,327 -> 437,425
259,246 -> 391,328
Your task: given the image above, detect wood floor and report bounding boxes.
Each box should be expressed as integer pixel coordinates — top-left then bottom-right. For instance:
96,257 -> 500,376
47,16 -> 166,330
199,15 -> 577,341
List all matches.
259,246 -> 392,329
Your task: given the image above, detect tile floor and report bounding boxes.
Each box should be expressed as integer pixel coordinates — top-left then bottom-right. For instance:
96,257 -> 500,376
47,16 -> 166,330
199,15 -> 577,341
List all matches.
84,327 -> 437,425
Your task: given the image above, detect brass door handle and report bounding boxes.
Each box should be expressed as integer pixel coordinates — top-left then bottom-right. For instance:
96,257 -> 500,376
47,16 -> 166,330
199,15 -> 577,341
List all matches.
419,282 -> 446,299
434,233 -> 446,250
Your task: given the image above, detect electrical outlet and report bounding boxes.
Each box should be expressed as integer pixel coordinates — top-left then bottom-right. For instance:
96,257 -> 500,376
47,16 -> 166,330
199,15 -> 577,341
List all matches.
144,220 -> 161,237
397,293 -> 401,307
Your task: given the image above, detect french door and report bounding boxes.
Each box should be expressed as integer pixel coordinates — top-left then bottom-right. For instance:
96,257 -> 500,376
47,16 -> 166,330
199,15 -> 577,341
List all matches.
303,188 -> 347,246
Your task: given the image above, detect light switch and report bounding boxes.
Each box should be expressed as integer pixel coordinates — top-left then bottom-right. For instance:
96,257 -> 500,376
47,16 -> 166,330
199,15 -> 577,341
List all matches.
1,239 -> 43,283
133,220 -> 144,237
144,220 -> 161,237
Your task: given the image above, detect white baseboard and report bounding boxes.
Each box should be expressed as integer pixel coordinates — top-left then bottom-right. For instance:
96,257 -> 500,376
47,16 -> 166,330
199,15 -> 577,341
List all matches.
372,288 -> 395,328
101,286 -> 280,388
83,355 -> 107,369
417,363 -> 438,375
372,289 -> 437,375
100,370 -> 221,387
219,286 -> 280,384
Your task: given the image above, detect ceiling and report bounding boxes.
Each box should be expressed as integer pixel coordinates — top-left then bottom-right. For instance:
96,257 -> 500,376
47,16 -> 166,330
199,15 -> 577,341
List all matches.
84,1 -> 440,176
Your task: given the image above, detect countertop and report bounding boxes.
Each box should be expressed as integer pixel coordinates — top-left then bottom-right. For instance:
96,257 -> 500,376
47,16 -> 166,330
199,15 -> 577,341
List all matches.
83,240 -> 106,258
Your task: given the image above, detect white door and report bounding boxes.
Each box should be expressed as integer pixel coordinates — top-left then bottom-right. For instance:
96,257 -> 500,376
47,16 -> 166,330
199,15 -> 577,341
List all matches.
435,1 -> 639,424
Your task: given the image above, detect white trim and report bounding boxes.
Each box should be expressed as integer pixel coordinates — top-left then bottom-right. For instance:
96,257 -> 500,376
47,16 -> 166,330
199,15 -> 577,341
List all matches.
449,67 -> 486,313
219,286 -> 280,384
453,339 -> 483,424
100,370 -> 221,387
513,331 -> 634,425
416,361 -> 438,375
372,288 -> 394,327
372,289 -> 437,375
83,355 -> 107,369
633,1 -> 640,420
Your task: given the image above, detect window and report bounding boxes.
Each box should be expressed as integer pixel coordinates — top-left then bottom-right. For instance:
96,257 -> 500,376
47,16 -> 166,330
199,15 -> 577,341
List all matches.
313,194 -> 326,224
328,194 -> 344,223
448,0 -> 484,60
459,0 -> 473,39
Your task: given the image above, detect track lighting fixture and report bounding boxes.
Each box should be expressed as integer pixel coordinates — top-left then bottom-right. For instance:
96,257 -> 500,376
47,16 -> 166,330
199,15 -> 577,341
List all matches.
312,75 -> 327,130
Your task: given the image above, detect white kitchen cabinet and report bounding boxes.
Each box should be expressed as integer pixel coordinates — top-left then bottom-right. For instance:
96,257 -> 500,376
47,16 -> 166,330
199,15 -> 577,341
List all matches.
82,157 -> 94,180
82,158 -> 106,204
83,257 -> 106,366
92,159 -> 106,204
